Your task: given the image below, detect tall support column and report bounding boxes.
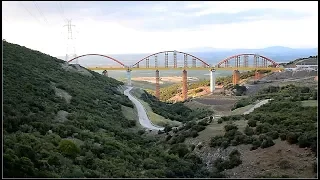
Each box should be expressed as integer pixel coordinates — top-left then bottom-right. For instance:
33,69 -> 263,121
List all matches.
254,55 -> 257,67
192,58 -> 196,68
165,52 -> 168,68
243,55 -> 248,67
146,58 -> 149,68
235,56 -> 240,68
254,70 -> 259,80
173,50 -> 177,68
126,69 -> 132,86
182,70 -> 188,101
102,70 -> 108,77
184,54 -> 188,68
155,70 -> 160,99
155,55 -> 158,68
232,70 -> 240,85
210,69 -> 216,93
137,62 -> 139,68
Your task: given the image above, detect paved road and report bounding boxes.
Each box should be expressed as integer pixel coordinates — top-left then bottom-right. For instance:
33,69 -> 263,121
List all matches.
124,86 -> 164,131
243,99 -> 272,115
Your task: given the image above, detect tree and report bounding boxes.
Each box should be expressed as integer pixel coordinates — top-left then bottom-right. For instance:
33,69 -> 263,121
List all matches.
58,139 -> 80,158
248,119 -> 257,127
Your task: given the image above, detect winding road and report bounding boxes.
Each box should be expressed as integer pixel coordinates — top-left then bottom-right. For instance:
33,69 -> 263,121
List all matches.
124,86 -> 164,131
243,99 -> 272,115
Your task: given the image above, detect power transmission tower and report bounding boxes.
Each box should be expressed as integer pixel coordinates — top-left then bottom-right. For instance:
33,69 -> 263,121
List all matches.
64,19 -> 77,63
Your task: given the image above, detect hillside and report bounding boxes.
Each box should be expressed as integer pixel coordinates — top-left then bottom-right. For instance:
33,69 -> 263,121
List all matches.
280,55 -> 318,67
3,41 -> 214,178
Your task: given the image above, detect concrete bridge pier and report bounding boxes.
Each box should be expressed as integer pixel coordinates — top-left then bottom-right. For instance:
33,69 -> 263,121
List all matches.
232,70 -> 240,85
155,70 -> 160,99
182,70 -> 188,101
210,69 -> 216,93
255,70 -> 262,80
126,69 -> 132,86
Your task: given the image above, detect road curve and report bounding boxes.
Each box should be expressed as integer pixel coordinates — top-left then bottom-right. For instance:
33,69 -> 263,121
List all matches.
243,99 -> 272,115
124,86 -> 164,131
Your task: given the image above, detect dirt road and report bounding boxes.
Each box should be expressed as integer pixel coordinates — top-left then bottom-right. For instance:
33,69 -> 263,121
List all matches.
124,86 -> 164,131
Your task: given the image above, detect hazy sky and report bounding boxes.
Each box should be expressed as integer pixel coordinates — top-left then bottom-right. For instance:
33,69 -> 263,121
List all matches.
2,1 -> 318,56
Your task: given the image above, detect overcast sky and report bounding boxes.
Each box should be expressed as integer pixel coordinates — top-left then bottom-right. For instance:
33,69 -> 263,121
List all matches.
2,1 -> 318,57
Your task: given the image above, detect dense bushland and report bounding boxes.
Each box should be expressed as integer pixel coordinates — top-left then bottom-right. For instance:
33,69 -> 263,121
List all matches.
3,41 -> 211,178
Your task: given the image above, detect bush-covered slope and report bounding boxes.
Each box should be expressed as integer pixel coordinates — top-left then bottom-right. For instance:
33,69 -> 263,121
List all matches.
3,41 -> 212,178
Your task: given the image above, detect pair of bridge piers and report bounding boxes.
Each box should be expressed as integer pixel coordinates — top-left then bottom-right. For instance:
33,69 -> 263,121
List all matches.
232,70 -> 263,85
125,68 -> 216,101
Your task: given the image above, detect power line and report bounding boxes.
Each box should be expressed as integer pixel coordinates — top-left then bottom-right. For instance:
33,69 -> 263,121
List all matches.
57,1 -> 67,22
33,1 -> 49,25
19,1 -> 43,25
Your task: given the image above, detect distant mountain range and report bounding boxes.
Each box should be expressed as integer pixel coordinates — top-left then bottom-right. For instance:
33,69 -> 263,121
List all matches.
183,46 -> 317,53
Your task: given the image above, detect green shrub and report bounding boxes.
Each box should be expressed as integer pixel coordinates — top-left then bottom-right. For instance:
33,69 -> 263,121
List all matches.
166,135 -> 172,141
164,125 -> 172,133
298,132 -> 317,148
230,139 -> 238,146
260,137 -> 275,148
214,149 -> 242,172
217,119 -> 223,124
255,123 -> 272,134
224,124 -> 238,132
192,125 -> 206,132
229,149 -> 241,157
210,136 -> 227,147
244,126 -> 254,136
251,140 -> 261,150
286,132 -> 299,144
58,140 -> 80,158
221,141 -> 229,149
247,120 -> 257,127
234,134 -> 246,145
270,131 -> 279,140
190,131 -> 199,138
168,143 -> 190,158
279,133 -> 287,141
243,136 -> 254,144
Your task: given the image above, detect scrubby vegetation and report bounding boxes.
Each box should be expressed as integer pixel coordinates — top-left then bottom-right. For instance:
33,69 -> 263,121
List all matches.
165,118 -> 212,145
210,84 -> 317,153
232,84 -> 317,110
213,149 -> 242,172
140,92 -> 213,123
3,41 -> 212,178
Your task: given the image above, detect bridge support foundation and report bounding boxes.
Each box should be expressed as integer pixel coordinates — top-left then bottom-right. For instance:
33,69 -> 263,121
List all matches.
210,69 -> 216,93
232,70 -> 240,85
126,69 -> 132,86
155,70 -> 160,99
182,70 -> 188,101
254,70 -> 261,80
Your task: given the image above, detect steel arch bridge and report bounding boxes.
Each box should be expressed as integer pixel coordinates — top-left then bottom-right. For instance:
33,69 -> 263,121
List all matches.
216,53 -> 279,69
67,51 -> 283,101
